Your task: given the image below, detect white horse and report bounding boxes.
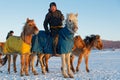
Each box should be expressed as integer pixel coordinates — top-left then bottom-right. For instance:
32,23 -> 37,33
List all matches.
31,13 -> 78,78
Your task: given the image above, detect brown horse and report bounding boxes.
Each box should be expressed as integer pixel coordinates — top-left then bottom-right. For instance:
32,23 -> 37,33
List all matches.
0,42 -> 18,73
0,42 -> 7,66
36,34 -> 103,74
0,42 -> 4,59
0,18 -> 39,76
71,35 -> 103,73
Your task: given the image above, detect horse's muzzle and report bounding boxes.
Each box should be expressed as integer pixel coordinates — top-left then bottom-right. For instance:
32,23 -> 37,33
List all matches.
73,26 -> 78,33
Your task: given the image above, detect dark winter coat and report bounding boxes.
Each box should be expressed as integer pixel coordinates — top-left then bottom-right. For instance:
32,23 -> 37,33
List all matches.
43,9 -> 64,33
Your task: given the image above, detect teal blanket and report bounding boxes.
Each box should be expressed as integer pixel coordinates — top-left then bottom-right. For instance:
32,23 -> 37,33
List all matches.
31,26 -> 74,54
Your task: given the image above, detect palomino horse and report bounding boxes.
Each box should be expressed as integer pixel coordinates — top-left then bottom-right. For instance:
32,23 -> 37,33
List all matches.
71,35 -> 103,73
30,13 -> 78,78
0,18 -> 39,76
35,34 -> 103,74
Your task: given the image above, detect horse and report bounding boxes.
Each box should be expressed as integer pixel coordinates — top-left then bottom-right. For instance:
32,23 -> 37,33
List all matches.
35,35 -> 85,72
35,34 -> 103,74
0,42 -> 5,59
30,13 -> 78,78
0,42 -> 18,73
71,35 -> 103,73
0,42 -> 8,66
0,18 -> 39,76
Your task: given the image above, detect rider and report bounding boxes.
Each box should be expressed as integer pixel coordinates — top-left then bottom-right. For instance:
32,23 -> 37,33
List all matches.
43,2 -> 64,56
6,30 -> 14,40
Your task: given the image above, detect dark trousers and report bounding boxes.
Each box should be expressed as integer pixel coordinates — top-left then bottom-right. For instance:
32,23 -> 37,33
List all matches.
50,28 -> 61,54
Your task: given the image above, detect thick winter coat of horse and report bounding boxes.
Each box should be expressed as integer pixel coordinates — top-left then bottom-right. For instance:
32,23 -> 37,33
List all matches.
0,18 -> 39,76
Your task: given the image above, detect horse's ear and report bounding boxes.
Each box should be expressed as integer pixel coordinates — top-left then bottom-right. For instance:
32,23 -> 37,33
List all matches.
75,13 -> 78,17
96,35 -> 100,39
27,18 -> 30,22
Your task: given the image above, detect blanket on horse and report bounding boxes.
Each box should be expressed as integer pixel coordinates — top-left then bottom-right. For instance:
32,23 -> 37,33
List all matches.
31,26 -> 74,54
3,36 -> 31,54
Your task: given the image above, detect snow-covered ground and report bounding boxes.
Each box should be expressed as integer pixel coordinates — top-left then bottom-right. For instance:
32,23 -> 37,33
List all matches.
0,49 -> 120,80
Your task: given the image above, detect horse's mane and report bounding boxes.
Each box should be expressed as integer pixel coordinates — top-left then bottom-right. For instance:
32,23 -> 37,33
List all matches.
84,35 -> 99,46
21,19 -> 35,36
22,19 -> 33,31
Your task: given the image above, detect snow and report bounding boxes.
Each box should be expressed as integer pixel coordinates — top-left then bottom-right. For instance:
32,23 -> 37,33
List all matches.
0,49 -> 120,80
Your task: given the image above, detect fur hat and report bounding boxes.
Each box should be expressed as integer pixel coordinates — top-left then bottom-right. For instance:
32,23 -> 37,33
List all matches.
50,2 -> 56,8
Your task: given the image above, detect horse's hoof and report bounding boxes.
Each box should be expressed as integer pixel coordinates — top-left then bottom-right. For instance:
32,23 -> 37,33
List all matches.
25,73 -> 29,76
34,73 -> 38,75
47,70 -> 49,73
64,75 -> 69,78
42,71 -> 46,75
69,75 -> 74,78
69,74 -> 74,78
70,76 -> 74,78
21,74 -> 24,76
86,69 -> 90,73
14,70 -> 17,73
76,68 -> 79,72
33,71 -> 38,75
63,74 -> 69,78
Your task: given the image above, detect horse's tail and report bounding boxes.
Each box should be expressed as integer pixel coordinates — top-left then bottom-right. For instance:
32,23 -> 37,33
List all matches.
0,55 -> 8,66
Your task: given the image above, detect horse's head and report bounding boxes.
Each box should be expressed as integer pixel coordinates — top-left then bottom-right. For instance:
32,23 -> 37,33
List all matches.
91,35 -> 103,50
66,13 -> 78,33
73,35 -> 85,49
23,18 -> 39,35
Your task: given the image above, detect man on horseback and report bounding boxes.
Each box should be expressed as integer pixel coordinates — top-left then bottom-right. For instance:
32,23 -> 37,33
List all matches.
44,2 -> 64,56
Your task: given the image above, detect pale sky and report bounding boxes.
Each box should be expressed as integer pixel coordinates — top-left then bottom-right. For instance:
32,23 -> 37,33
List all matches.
0,0 -> 120,42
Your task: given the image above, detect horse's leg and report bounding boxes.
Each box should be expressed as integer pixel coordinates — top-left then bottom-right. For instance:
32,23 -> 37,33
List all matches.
66,53 -> 74,78
13,54 -> 17,73
0,53 -> 2,59
36,54 -> 39,67
70,54 -> 75,73
25,54 -> 30,76
61,54 -> 69,78
45,54 -> 50,73
76,53 -> 83,72
84,54 -> 90,72
20,55 -> 25,76
31,53 -> 38,75
7,55 -> 11,74
38,54 -> 46,74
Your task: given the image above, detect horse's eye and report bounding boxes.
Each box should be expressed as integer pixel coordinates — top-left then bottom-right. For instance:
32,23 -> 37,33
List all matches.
69,20 -> 72,22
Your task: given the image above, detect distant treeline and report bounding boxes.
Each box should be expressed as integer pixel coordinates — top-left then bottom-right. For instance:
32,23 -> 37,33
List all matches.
102,40 -> 120,49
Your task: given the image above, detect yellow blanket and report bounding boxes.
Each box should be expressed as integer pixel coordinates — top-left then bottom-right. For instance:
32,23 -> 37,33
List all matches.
3,36 -> 31,54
